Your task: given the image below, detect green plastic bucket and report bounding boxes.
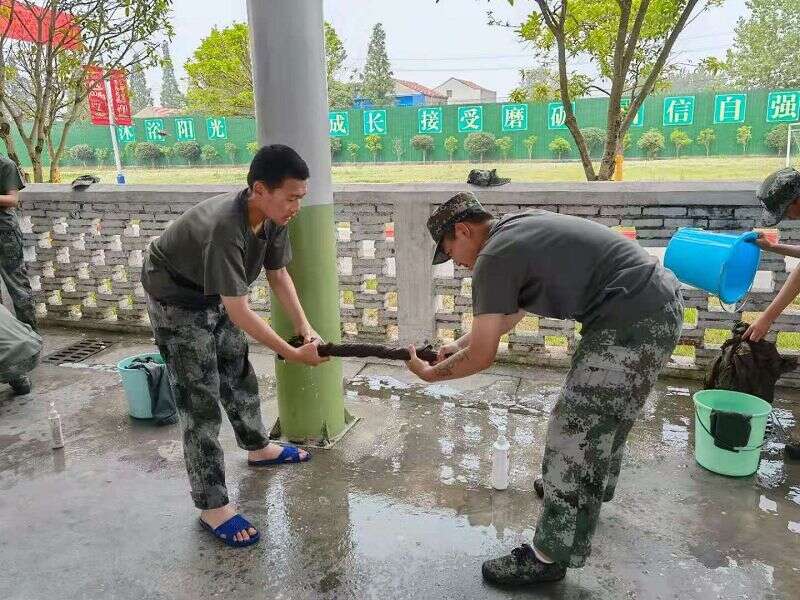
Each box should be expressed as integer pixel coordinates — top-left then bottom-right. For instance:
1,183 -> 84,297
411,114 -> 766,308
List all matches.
117,353 -> 164,419
693,390 -> 771,476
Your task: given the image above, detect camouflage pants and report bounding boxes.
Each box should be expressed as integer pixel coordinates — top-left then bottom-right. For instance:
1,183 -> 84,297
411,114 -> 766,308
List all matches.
0,226 -> 38,331
0,352 -> 40,384
533,294 -> 684,568
145,294 -> 269,510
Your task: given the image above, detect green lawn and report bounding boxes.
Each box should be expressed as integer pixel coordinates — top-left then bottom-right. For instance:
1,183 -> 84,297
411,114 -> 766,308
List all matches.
57,155 -> 794,185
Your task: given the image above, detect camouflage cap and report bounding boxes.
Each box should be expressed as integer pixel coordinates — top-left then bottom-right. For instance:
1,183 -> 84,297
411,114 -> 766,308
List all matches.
427,191 -> 492,265
757,167 -> 800,226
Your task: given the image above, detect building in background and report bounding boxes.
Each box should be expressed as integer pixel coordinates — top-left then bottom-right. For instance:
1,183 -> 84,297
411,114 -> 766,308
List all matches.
132,106 -> 185,119
354,78 -> 447,108
434,77 -> 496,105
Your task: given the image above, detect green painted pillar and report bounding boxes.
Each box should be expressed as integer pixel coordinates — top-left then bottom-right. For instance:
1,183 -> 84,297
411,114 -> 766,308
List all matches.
246,0 -> 348,444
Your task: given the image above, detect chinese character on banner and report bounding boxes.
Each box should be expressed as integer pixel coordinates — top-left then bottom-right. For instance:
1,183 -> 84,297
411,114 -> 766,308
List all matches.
418,107 -> 442,133
714,94 -> 747,124
502,104 -> 528,131
175,117 -> 196,141
458,106 -> 483,132
109,70 -> 132,125
363,109 -> 387,135
329,111 -> 349,137
144,119 -> 166,142
547,102 -> 575,130
206,117 -> 228,139
766,91 -> 800,123
116,125 -> 136,143
663,96 -> 695,126
620,98 -> 644,127
85,65 -> 109,125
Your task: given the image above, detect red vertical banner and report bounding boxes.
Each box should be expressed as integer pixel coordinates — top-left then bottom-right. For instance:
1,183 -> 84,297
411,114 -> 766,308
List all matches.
110,70 -> 132,125
85,65 -> 109,125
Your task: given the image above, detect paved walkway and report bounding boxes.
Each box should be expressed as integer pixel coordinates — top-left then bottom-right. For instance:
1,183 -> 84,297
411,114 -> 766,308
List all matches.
1,328 -> 798,599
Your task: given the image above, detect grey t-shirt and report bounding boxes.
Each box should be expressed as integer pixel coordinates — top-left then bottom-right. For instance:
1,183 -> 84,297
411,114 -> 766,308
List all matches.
141,189 -> 292,307
471,210 -> 680,331
0,155 -> 26,230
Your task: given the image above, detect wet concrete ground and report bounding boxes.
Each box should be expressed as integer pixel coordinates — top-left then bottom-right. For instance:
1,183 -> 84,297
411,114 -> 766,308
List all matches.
1,328 -> 798,599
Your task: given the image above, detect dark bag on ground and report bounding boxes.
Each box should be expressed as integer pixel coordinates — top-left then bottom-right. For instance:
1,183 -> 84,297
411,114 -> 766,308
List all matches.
128,357 -> 178,426
467,169 -> 510,187
704,321 -> 797,403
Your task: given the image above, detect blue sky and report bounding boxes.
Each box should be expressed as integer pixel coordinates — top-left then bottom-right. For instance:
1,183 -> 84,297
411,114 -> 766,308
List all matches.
151,0 -> 748,102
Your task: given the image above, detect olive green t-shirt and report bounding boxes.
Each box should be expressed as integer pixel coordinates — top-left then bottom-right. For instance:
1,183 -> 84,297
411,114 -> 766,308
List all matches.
141,189 -> 292,307
0,155 -> 26,230
471,210 -> 680,332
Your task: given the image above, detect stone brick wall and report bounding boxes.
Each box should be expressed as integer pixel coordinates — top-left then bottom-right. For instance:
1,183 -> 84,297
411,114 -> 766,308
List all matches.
14,181 -> 800,386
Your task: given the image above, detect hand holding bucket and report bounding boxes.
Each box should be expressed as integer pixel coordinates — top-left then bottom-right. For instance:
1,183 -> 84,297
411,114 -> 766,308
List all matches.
664,229 -> 761,306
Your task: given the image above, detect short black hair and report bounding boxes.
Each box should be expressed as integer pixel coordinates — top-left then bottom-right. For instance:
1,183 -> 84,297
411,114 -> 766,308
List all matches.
442,210 -> 493,240
248,144 -> 310,189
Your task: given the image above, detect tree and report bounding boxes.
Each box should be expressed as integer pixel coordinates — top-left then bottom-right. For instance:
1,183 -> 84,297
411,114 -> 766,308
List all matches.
765,125 -> 800,156
129,65 -> 153,114
360,23 -> 393,106
548,137 -> 571,160
411,134 -> 435,162
174,141 -> 201,165
134,142 -> 163,168
0,0 -> 172,181
510,66 -> 591,103
670,130 -> 692,158
224,142 -> 238,164
464,133 -> 495,162
94,147 -> 110,166
247,141 -> 260,155
726,0 -> 800,89
161,145 -> 174,166
638,128 -> 665,159
160,41 -> 185,109
737,126 -> 752,155
666,59 -> 727,93
330,138 -> 342,160
185,21 -> 351,114
697,128 -> 716,157
495,136 -> 513,161
580,128 -> 607,157
392,137 -> 404,161
185,23 -> 253,116
364,134 -> 383,162
523,135 -> 538,159
347,143 -> 360,161
201,144 -> 219,164
69,144 -> 94,167
444,136 -> 459,162
123,142 -> 138,163
488,0 -> 721,181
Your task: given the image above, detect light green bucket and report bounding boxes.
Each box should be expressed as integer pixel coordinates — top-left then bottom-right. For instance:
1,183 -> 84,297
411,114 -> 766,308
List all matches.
117,353 -> 164,419
693,389 -> 771,476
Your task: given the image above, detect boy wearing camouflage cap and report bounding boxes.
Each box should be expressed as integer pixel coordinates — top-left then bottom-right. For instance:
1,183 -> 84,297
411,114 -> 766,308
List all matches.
405,191 -> 683,586
744,167 -> 800,342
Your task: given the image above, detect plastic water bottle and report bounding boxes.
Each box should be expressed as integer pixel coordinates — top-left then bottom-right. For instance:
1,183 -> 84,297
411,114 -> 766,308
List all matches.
48,401 -> 64,449
492,433 -> 510,490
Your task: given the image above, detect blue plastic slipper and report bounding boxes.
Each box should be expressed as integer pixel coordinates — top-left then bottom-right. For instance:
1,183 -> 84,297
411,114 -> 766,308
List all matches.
247,444 -> 311,466
199,514 -> 260,548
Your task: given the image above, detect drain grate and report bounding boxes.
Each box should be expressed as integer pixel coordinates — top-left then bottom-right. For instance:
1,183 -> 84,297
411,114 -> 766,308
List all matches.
42,338 -> 114,365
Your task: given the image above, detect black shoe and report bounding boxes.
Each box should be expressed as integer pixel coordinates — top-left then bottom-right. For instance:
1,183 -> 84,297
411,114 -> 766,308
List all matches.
9,376 -> 31,395
534,477 -> 615,502
482,543 -> 566,586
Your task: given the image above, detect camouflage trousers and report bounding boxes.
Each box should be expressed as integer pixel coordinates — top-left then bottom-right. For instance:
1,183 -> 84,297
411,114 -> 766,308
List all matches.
145,294 -> 269,510
0,352 -> 40,384
0,226 -> 38,331
533,293 -> 684,568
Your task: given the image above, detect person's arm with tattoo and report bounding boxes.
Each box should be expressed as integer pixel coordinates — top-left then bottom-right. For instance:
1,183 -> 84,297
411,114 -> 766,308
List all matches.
406,313 -> 509,382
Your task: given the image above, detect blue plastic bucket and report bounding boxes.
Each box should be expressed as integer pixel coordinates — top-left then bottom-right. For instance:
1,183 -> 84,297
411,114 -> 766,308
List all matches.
664,229 -> 760,304
117,353 -> 164,419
